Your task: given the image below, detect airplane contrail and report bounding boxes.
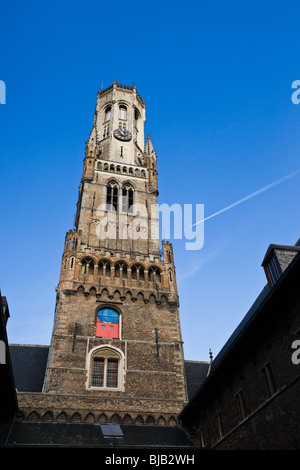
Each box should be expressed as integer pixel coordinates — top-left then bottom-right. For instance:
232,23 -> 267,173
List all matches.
193,169 -> 300,226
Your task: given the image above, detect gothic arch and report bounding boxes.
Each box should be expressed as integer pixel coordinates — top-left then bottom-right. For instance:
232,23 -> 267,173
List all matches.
85,413 -> 95,423
113,290 -> 121,300
148,266 -> 161,283
110,413 -> 121,423
146,415 -> 155,425
105,177 -> 120,188
42,411 -> 53,421
117,98 -> 130,107
71,412 -> 81,422
56,412 -> 68,422
125,291 -> 132,301
168,416 -> 178,425
100,288 -> 109,298
114,260 -> 128,279
121,179 -> 137,190
123,414 -> 133,424
135,415 -> 144,424
101,101 -> 113,114
27,411 -> 40,421
137,292 -> 145,302
149,293 -> 157,303
86,344 -> 125,391
157,416 -> 166,426
98,413 -> 108,423
130,263 -> 145,281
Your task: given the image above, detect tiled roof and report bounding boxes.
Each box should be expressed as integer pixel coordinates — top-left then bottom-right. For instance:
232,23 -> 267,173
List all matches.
6,422 -> 194,448
9,345 -> 49,392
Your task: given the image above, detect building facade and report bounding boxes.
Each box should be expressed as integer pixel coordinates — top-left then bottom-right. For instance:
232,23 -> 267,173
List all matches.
16,81 -> 188,426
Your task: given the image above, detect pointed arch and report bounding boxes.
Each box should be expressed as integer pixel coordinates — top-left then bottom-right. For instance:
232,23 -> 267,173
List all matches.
157,416 -> 166,426
57,412 -> 68,422
168,416 -> 178,426
87,345 -> 125,391
135,415 -> 144,424
42,411 -> 53,422
113,290 -> 121,301
123,414 -> 133,424
110,413 -> 121,424
146,415 -> 155,425
71,412 -> 81,422
85,413 -> 95,423
27,411 -> 40,421
98,413 -> 108,423
149,293 -> 157,304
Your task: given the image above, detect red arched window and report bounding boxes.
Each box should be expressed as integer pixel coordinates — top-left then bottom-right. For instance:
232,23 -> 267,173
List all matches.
96,308 -> 120,339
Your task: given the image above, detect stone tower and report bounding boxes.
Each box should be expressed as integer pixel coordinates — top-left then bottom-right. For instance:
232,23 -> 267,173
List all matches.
40,81 -> 187,425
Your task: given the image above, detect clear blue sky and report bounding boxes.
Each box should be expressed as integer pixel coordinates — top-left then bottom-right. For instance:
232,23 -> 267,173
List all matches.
1,1 -> 300,361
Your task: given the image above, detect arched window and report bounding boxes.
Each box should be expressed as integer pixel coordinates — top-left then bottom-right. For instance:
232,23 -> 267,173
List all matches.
130,264 -> 145,281
98,259 -> 111,277
148,267 -> 161,283
113,261 -> 128,280
122,183 -> 134,214
106,181 -> 118,212
89,260 -> 94,275
81,258 -> 94,276
105,263 -> 111,277
96,308 -> 120,339
131,265 -> 137,280
105,106 -> 111,122
115,263 -> 120,278
119,105 -> 127,120
103,124 -> 110,139
89,346 -> 123,390
122,264 -> 127,279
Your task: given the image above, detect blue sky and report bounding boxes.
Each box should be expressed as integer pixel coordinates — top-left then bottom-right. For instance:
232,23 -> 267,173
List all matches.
1,1 -> 300,361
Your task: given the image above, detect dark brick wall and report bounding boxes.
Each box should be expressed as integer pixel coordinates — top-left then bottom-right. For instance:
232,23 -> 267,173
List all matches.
181,277 -> 300,449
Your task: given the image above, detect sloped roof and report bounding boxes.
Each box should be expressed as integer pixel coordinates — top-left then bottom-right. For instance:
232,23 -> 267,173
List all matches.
9,345 -> 49,392
184,361 -> 210,400
6,422 -> 193,448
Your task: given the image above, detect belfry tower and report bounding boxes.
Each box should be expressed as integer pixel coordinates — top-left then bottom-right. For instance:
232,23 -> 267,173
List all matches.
40,81 -> 188,425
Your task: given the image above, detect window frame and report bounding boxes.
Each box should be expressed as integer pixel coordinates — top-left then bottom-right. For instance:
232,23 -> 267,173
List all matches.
96,307 -> 120,339
261,362 -> 277,397
119,105 -> 127,120
87,345 -> 125,391
104,106 -> 111,122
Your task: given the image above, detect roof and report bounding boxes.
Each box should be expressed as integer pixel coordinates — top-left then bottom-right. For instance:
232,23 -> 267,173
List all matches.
9,345 -> 49,392
184,361 -> 210,400
5,422 -> 194,448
